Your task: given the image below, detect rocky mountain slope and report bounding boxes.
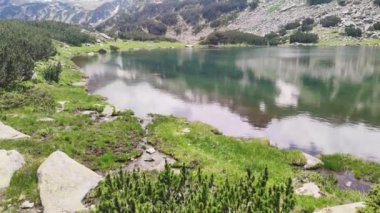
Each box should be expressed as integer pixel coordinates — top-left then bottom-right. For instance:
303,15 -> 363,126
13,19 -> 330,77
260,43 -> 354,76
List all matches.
0,0 -> 121,26
225,0 -> 380,36
0,0 -> 379,42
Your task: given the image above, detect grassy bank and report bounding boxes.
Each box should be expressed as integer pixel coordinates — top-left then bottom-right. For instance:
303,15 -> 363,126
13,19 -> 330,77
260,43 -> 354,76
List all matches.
0,40 -> 182,210
146,116 -> 369,212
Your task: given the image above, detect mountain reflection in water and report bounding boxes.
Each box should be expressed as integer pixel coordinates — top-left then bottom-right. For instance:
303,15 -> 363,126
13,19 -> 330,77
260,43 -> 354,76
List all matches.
73,46 -> 380,162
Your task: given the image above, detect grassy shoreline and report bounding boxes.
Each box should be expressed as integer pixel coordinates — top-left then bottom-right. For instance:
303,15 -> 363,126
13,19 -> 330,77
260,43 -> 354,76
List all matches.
0,40 -> 379,212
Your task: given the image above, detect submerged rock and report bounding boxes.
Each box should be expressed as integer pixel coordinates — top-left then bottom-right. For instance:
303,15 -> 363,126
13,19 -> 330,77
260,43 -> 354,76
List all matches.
295,182 -> 322,198
0,121 -> 29,140
37,151 -> 102,213
302,152 -> 323,170
315,202 -> 365,213
0,150 -> 25,190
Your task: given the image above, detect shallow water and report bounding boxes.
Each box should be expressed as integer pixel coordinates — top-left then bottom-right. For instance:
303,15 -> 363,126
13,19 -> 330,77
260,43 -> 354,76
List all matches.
73,46 -> 380,162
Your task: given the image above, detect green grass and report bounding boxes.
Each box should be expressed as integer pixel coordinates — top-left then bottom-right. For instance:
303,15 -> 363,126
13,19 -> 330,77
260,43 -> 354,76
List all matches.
147,115 -> 367,212
322,154 -> 380,183
147,115 -> 305,182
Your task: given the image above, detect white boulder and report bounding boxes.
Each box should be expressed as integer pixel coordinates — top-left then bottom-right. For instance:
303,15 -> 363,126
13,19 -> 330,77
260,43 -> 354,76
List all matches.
295,182 -> 322,198
303,152 -> 323,170
0,121 -> 29,140
0,150 -> 25,190
37,151 -> 102,213
101,105 -> 114,117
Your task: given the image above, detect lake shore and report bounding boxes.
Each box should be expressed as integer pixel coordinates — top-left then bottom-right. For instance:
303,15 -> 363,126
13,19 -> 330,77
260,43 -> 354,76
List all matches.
1,40 -> 379,212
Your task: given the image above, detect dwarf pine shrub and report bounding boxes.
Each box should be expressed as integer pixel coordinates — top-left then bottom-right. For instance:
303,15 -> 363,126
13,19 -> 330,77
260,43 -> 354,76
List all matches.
93,163 -> 296,212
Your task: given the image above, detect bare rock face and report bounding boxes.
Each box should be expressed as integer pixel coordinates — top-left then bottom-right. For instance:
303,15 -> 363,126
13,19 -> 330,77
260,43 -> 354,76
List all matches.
302,152 -> 323,170
315,202 -> 365,213
0,150 -> 25,190
0,121 -> 29,140
37,151 -> 102,213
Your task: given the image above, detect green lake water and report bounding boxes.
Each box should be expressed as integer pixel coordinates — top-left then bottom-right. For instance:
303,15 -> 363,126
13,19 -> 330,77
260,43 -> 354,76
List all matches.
73,46 -> 380,162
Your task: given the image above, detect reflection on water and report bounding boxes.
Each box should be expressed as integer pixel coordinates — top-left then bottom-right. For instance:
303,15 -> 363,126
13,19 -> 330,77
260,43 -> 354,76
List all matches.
73,46 -> 380,162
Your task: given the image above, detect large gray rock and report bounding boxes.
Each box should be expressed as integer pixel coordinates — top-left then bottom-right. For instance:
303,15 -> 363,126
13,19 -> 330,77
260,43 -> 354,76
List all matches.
0,150 -> 25,190
0,121 -> 29,140
37,151 -> 102,213
303,152 -> 323,170
315,202 -> 365,213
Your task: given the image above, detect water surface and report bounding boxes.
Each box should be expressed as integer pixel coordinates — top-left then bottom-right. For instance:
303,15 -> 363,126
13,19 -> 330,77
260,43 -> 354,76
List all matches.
73,46 -> 380,162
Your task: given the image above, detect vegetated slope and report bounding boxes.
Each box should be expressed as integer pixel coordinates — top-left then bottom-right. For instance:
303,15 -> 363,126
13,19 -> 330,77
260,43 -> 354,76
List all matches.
2,0 -> 379,42
0,20 -> 94,87
96,0 -> 380,42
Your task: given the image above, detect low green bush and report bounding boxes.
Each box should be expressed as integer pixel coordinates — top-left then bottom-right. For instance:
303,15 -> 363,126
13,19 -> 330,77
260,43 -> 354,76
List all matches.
338,0 -> 348,6
374,22 -> 380,31
159,13 -> 178,26
43,61 -> 62,83
249,0 -> 259,10
110,45 -> 119,53
360,185 -> 380,212
308,0 -> 332,5
285,21 -> 301,30
144,20 -> 167,36
345,25 -> 362,37
301,18 -> 315,32
289,31 -> 319,43
119,31 -> 176,42
320,16 -> 341,27
93,164 -> 296,212
200,30 -> 267,45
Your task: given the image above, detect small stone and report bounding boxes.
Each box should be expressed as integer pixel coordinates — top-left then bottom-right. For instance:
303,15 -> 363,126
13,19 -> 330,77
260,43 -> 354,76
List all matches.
146,147 -> 156,154
295,182 -> 322,198
101,105 -> 114,117
345,181 -> 352,187
144,157 -> 155,162
20,200 -> 34,209
180,128 -> 191,134
37,118 -> 55,122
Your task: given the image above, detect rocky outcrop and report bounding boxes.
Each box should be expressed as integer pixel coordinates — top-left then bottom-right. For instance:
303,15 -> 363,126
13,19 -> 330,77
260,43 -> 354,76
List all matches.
225,0 -> 380,37
37,151 -> 102,213
0,150 -> 25,190
0,121 -> 29,140
303,152 -> 323,170
315,202 -> 365,213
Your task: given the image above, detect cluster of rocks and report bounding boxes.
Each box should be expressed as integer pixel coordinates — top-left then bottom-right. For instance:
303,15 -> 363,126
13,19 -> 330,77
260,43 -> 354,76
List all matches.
0,150 -> 102,213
